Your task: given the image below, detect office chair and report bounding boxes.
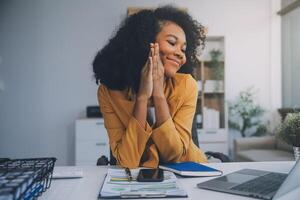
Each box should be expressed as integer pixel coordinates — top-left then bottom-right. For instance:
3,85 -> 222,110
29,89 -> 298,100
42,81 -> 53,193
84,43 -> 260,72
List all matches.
0,158 -> 10,163
97,115 -> 230,165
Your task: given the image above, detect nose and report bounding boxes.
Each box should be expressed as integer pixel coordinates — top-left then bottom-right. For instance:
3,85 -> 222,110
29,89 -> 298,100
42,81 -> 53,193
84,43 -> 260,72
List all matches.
175,49 -> 184,60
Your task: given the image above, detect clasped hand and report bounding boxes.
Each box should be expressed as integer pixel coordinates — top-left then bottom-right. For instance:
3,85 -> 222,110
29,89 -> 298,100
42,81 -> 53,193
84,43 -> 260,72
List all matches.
138,43 -> 165,100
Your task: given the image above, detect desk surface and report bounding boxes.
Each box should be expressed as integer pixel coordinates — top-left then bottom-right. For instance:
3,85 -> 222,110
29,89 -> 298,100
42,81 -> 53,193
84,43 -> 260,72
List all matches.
40,161 -> 295,200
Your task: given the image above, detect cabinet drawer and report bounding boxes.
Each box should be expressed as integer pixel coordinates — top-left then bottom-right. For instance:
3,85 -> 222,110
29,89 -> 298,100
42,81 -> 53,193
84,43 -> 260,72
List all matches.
197,129 -> 228,142
75,140 -> 110,165
199,142 -> 228,155
76,119 -> 107,140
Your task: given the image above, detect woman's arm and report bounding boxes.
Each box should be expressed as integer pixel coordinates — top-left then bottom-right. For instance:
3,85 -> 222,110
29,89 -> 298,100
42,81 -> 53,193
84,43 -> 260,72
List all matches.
152,43 -> 171,126
98,85 -> 152,169
132,97 -> 148,128
98,53 -> 154,169
134,46 -> 154,128
151,76 -> 201,162
150,43 -> 193,162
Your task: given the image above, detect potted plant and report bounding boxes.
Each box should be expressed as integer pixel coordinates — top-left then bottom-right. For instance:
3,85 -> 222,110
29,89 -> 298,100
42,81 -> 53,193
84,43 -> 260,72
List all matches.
207,49 -> 224,92
277,112 -> 300,160
208,49 -> 224,81
229,87 -> 266,137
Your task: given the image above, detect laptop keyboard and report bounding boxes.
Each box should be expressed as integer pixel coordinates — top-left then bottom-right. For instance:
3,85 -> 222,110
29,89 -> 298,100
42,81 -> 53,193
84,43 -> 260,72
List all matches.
231,173 -> 287,196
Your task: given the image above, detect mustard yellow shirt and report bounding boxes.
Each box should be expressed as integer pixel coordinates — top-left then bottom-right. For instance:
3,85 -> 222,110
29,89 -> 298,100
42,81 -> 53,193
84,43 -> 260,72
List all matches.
98,73 -> 208,168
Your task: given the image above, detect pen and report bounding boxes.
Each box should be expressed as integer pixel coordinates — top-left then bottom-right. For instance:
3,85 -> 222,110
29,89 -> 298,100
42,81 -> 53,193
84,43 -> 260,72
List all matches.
125,167 -> 132,181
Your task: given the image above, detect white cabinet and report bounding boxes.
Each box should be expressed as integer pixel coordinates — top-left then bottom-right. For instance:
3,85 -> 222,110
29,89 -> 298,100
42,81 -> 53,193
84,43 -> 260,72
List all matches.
75,118 -> 109,165
197,129 -> 228,155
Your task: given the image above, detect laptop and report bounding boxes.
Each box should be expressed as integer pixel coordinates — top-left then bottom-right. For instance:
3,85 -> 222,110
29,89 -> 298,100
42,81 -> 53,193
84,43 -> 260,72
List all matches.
197,159 -> 300,200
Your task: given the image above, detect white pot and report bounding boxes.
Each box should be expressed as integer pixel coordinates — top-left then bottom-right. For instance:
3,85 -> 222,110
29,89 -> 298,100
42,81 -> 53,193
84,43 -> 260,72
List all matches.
293,146 -> 300,161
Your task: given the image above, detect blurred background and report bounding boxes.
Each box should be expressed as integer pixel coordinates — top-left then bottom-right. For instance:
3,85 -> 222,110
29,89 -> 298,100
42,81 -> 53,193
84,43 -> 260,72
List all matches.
0,0 -> 299,165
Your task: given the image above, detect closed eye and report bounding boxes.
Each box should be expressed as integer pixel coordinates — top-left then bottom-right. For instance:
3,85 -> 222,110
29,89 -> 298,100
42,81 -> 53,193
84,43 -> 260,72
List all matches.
167,40 -> 175,46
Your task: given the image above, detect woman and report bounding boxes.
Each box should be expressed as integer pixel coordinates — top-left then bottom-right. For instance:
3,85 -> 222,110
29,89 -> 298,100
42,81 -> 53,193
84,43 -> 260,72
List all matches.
93,5 -> 208,168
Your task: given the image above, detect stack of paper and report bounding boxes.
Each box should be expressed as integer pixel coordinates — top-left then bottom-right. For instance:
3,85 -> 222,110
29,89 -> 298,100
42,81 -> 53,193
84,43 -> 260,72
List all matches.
99,168 -> 187,199
52,168 -> 83,179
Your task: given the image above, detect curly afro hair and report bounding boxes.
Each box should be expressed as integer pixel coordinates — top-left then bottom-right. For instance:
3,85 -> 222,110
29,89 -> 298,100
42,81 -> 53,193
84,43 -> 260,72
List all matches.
93,5 -> 205,93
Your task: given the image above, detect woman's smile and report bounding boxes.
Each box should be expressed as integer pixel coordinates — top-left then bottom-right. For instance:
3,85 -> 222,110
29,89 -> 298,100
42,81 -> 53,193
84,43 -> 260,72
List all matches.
155,21 -> 187,77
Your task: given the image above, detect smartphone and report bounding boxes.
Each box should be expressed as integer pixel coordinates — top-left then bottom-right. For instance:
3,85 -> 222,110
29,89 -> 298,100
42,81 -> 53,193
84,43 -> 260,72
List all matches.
137,168 -> 164,182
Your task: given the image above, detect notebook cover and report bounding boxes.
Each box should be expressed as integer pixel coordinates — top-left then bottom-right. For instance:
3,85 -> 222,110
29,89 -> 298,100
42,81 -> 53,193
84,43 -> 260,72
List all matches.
159,162 -> 222,177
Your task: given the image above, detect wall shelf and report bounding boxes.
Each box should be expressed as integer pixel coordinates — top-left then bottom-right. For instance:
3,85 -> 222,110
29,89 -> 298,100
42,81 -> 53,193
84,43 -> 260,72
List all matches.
193,36 -> 228,154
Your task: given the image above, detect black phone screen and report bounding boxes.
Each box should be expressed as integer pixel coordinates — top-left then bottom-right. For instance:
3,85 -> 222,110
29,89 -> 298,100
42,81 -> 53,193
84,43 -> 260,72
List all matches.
137,168 -> 164,182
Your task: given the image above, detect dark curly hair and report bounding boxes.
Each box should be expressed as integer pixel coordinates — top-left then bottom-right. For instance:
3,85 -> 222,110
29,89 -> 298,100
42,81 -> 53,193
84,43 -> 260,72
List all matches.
93,5 -> 205,93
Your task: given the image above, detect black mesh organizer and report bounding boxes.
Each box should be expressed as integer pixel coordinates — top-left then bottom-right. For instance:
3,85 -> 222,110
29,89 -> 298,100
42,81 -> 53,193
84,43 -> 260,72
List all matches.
0,157 -> 57,200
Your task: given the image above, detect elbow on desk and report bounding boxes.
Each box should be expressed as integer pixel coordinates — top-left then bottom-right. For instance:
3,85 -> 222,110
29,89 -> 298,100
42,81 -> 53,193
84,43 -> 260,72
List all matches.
118,161 -> 139,169
160,145 -> 185,163
115,154 -> 140,169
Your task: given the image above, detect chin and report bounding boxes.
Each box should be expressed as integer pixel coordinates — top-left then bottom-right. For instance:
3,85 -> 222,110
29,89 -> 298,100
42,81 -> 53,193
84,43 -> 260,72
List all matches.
164,64 -> 179,77
164,69 -> 177,77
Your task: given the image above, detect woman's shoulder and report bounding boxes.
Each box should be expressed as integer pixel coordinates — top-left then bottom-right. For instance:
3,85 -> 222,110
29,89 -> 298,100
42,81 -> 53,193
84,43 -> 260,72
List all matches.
98,84 -> 131,101
169,73 -> 198,101
173,73 -> 197,88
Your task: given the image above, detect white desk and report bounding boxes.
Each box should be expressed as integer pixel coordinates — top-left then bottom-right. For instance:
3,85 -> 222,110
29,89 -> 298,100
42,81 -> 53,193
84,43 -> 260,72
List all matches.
40,161 -> 295,200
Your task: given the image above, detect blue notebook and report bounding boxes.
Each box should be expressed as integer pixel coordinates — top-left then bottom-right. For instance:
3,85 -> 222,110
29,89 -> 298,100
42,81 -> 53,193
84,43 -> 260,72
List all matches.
159,162 -> 222,177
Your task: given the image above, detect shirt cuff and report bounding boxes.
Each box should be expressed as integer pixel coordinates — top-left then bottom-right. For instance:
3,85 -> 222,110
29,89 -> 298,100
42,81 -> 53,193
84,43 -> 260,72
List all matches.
130,117 -> 152,136
151,117 -> 175,139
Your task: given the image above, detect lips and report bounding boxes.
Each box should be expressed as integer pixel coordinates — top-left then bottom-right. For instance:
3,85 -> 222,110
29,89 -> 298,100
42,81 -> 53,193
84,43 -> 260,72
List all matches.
167,57 -> 181,66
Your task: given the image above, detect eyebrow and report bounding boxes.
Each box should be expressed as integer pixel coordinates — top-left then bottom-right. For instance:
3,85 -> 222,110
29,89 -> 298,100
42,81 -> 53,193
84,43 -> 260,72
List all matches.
166,34 -> 186,45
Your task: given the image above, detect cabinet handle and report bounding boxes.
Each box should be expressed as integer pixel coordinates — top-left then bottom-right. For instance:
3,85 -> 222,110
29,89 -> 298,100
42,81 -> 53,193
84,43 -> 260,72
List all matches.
95,142 -> 106,146
205,131 -> 217,134
96,122 -> 103,125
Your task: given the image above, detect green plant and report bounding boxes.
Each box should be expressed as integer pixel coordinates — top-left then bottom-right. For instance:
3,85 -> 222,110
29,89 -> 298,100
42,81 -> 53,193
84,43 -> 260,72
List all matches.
208,49 -> 224,80
277,112 -> 300,147
229,87 -> 265,137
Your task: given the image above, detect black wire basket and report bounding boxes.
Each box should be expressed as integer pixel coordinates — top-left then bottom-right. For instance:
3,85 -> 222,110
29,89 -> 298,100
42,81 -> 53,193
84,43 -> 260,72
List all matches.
0,157 -> 57,200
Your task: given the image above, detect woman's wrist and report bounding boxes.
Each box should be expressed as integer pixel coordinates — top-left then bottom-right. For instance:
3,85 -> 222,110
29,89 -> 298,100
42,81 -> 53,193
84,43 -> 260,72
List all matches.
136,94 -> 149,102
152,95 -> 170,127
152,81 -> 164,97
152,84 -> 165,99
133,94 -> 148,129
152,94 -> 165,100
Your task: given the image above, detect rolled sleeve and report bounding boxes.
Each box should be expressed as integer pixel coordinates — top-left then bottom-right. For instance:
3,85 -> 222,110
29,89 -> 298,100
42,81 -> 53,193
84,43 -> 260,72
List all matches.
151,117 -> 184,162
150,75 -> 199,163
99,85 -> 152,168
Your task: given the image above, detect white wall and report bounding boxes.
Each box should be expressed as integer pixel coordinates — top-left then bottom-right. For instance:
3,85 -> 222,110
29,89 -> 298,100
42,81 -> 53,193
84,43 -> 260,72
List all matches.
282,0 -> 300,107
0,0 -> 281,165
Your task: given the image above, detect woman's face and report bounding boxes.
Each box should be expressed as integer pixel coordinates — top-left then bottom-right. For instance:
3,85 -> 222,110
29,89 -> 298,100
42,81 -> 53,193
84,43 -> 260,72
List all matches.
155,21 -> 187,77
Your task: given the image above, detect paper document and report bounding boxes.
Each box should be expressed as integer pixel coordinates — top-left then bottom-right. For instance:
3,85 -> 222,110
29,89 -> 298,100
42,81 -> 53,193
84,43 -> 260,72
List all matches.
98,168 -> 187,199
52,168 -> 83,179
